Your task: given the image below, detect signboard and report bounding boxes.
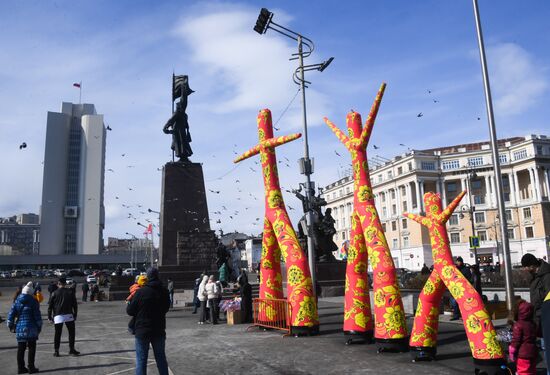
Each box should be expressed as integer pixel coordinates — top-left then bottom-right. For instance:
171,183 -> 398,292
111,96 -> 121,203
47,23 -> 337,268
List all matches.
469,235 -> 480,249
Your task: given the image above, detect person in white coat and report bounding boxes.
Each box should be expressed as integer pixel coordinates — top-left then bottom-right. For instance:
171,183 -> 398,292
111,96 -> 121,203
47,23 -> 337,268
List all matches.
197,276 -> 208,324
204,276 -> 219,325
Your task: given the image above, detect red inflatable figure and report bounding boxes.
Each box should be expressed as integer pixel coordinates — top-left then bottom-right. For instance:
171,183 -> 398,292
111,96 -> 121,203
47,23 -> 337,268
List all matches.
324,83 -> 408,350
234,109 -> 319,334
405,191 -> 505,371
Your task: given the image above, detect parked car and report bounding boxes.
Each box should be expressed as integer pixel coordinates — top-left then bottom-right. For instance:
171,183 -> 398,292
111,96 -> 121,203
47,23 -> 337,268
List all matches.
122,268 -> 139,276
23,269 -> 33,277
45,270 -> 55,278
54,269 -> 66,277
68,269 -> 85,277
11,270 -> 23,278
65,277 -> 74,286
1,271 -> 11,278
83,269 -> 93,276
86,275 -> 97,284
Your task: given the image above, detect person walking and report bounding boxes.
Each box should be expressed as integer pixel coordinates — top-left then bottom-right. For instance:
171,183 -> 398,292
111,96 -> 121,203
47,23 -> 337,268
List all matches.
521,254 -> 550,375
47,282 -> 57,299
509,300 -> 538,375
214,280 -> 223,321
197,275 -> 208,324
127,268 -> 170,375
81,282 -> 89,302
205,276 -> 219,325
167,278 -> 174,309
7,282 -> 42,374
47,277 -> 79,357
450,256 -> 473,320
191,274 -> 202,314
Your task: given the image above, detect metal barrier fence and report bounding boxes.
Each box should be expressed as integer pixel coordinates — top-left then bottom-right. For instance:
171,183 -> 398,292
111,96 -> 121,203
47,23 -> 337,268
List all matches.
249,298 -> 291,336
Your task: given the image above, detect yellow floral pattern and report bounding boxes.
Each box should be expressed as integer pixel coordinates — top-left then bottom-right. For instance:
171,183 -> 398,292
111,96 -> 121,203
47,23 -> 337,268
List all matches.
324,85 -> 407,340
234,109 -> 317,329
406,191 -> 503,360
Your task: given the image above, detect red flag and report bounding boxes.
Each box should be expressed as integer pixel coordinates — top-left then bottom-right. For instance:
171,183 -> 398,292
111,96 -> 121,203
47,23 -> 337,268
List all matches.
73,82 -> 81,88
147,224 -> 153,234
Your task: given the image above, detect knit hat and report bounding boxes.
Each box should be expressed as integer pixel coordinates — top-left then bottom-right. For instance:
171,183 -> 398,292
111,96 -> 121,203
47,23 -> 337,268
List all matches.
456,256 -> 464,263
146,267 -> 159,281
137,275 -> 148,286
22,282 -> 34,295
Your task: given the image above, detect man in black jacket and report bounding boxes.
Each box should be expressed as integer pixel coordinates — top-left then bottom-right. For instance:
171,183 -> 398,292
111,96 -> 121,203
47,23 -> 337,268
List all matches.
47,277 -> 79,357
127,268 -> 170,375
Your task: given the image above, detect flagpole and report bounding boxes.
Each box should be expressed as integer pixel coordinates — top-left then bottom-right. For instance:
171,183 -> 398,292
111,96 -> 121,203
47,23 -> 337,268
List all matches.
79,81 -> 82,104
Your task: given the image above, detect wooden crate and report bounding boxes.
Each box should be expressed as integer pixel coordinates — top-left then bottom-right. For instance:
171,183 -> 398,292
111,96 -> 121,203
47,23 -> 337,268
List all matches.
227,309 -> 243,325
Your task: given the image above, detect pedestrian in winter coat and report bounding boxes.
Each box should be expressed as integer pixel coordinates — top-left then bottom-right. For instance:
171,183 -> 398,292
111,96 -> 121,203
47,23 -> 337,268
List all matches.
127,268 -> 170,375
215,281 -> 223,321
219,263 -> 228,287
509,300 -> 538,375
192,274 -> 203,314
239,275 -> 253,324
521,254 -> 550,374
197,275 -> 209,324
205,276 -> 219,324
167,278 -> 174,308
81,283 -> 89,302
47,282 -> 57,297
470,264 -> 483,297
7,282 -> 42,374
47,277 -> 79,357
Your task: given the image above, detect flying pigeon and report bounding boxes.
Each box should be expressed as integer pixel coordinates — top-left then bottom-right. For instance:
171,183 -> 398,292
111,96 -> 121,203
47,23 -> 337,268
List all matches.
373,145 -> 379,150
417,112 -> 423,118
19,142 -> 27,150
106,125 -> 112,131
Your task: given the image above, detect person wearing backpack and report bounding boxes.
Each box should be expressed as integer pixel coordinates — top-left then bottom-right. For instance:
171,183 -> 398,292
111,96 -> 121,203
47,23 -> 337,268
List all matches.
7,281 -> 43,374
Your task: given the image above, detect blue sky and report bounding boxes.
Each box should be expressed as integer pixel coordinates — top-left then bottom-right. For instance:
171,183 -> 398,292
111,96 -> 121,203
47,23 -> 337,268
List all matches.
0,0 -> 549,242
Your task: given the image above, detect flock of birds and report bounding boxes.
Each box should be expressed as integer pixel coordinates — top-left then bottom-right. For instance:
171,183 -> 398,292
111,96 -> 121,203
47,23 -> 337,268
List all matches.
14,89 -> 485,237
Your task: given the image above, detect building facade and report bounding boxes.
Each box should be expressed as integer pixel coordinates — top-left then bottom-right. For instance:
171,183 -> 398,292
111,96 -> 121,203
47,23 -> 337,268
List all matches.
0,215 -> 40,255
322,135 -> 550,271
40,102 -> 106,255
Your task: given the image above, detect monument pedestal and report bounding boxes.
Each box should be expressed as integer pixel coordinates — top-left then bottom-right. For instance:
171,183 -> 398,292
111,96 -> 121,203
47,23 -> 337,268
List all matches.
315,261 -> 346,297
158,162 -> 217,287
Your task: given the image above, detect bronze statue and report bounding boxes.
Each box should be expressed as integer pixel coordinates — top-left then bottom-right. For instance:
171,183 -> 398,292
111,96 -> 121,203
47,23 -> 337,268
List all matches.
163,75 -> 194,163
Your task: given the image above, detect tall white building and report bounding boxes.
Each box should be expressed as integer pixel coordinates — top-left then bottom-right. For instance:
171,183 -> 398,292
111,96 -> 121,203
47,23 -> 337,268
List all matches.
40,102 -> 106,255
323,135 -> 550,271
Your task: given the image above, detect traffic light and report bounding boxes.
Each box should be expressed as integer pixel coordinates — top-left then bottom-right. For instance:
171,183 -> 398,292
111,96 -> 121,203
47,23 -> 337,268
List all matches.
254,8 -> 273,34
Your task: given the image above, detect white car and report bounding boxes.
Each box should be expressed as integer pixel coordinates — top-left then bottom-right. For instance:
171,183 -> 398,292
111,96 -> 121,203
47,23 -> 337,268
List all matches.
122,268 -> 138,276
86,275 -> 97,283
65,278 -> 74,286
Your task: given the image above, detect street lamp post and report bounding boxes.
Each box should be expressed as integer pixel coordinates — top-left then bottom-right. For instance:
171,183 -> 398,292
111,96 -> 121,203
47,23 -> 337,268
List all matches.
254,8 -> 334,293
125,232 -> 137,270
465,168 -> 481,270
472,0 -> 514,313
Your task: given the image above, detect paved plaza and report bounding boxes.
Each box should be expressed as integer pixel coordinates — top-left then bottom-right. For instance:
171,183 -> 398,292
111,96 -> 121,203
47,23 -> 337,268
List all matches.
0,288 -> 548,374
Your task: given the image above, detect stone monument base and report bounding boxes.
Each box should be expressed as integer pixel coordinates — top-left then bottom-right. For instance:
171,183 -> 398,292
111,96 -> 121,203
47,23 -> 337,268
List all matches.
315,260 -> 346,297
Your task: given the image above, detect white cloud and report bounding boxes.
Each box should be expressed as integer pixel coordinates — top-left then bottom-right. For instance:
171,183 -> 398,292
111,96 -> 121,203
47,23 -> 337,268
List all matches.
488,43 -> 548,115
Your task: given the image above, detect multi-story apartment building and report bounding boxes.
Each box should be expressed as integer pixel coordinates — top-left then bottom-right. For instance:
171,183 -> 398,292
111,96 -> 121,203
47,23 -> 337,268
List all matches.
322,135 -> 550,271
0,214 -> 40,255
40,102 -> 106,255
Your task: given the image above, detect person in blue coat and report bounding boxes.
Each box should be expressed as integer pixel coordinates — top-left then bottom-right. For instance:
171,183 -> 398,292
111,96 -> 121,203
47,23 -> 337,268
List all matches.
7,282 -> 43,374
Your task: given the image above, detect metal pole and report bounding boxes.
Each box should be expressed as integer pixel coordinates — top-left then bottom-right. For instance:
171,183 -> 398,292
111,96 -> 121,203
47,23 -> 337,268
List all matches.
466,172 -> 482,295
297,35 -> 316,295
472,0 -> 514,312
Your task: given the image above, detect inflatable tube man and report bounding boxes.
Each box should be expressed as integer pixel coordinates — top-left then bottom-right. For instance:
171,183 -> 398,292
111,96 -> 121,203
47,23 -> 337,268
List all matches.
324,83 -> 408,349
234,109 -> 319,334
405,191 -> 504,368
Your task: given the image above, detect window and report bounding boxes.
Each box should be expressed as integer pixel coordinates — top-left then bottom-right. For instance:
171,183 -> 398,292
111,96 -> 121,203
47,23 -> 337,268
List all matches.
388,170 -> 393,179
447,182 -> 457,192
499,153 -> 508,164
478,230 -> 487,242
403,201 -> 408,212
335,219 -> 339,228
474,195 -> 485,205
382,207 -> 387,218
525,227 -> 534,238
378,174 -> 382,183
403,237 -> 409,247
402,218 -> 407,229
391,221 -> 397,231
468,156 -> 483,167
523,207 -> 532,219
339,189 -> 343,197
346,187 -> 351,194
342,232 -> 346,240
408,162 -> 412,171
392,238 -> 398,249
382,223 -> 386,232
450,232 -> 461,243
442,160 -> 460,170
397,166 -> 403,175
421,161 -> 435,170
505,210 -> 512,221
474,212 -> 485,223
513,149 -> 527,160
448,214 -> 459,226
391,190 -> 396,199
342,217 -> 346,227
472,180 -> 482,190
381,192 -> 386,202
392,204 -> 397,215
507,229 -> 515,240
333,207 -> 338,216
536,145 -> 543,155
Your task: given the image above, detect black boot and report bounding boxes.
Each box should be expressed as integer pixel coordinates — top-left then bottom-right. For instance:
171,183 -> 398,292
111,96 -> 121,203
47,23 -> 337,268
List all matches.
69,349 -> 80,356
53,351 -> 59,357
18,368 -> 29,374
28,367 -> 39,374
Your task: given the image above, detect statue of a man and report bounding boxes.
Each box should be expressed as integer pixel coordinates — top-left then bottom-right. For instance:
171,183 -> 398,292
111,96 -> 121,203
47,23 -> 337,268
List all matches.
163,99 -> 192,162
